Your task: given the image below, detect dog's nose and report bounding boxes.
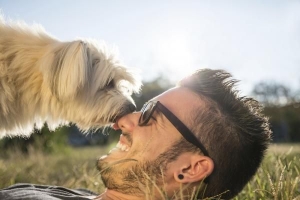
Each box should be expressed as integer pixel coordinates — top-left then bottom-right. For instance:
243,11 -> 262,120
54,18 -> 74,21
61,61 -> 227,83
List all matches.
128,103 -> 136,112
111,103 -> 136,123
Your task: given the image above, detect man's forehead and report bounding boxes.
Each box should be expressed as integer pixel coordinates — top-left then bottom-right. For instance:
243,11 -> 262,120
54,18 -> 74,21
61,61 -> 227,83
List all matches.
152,87 -> 202,121
153,87 -> 201,104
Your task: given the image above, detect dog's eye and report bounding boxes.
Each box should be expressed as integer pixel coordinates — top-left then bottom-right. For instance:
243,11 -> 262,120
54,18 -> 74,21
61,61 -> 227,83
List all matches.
92,59 -> 100,67
106,80 -> 115,88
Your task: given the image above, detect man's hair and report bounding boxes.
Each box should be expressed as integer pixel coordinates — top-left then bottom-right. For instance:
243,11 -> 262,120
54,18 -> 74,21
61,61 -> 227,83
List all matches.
177,69 -> 272,199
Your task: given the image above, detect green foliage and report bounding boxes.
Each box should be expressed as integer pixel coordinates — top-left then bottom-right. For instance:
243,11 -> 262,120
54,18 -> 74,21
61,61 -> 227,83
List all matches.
0,125 -> 119,157
0,125 -> 71,157
133,75 -> 173,110
252,81 -> 299,106
263,103 -> 300,142
252,81 -> 300,142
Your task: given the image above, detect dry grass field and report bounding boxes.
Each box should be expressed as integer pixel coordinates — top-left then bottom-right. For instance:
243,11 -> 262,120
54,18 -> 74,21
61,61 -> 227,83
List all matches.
0,143 -> 299,199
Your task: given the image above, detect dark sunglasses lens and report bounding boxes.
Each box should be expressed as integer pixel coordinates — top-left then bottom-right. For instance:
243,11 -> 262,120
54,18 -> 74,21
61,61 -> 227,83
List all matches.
140,102 -> 155,124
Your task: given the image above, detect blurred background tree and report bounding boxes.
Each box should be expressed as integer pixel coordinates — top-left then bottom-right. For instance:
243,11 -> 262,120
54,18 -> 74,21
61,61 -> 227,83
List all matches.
252,81 -> 300,143
252,81 -> 299,106
133,75 -> 173,110
1,76 -> 300,155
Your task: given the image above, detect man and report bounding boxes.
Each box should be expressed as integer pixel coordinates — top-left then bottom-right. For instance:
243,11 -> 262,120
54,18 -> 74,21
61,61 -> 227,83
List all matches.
0,69 -> 271,199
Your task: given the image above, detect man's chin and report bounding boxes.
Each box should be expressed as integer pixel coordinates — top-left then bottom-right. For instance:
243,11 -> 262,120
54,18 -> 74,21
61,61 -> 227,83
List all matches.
97,159 -> 143,195
96,157 -> 108,172
96,158 -> 114,188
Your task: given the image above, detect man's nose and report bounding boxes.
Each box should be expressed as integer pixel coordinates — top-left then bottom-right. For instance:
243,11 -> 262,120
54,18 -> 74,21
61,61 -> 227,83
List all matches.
113,112 -> 140,132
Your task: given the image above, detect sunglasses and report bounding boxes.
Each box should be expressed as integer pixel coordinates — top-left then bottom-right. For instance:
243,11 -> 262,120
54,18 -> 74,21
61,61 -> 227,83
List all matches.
138,101 -> 209,157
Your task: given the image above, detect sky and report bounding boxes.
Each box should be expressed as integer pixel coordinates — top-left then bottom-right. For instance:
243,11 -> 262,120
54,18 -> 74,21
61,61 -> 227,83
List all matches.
1,0 -> 299,96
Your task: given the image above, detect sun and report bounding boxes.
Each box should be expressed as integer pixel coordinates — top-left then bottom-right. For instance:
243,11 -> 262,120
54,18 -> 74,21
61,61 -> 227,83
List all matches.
155,33 -> 196,81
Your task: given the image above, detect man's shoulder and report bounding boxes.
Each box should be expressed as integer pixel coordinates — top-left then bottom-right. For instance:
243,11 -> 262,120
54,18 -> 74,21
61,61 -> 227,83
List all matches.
0,183 -> 98,200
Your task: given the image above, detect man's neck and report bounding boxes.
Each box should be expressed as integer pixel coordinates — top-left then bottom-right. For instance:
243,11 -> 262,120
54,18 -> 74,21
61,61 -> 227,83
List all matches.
94,189 -> 144,200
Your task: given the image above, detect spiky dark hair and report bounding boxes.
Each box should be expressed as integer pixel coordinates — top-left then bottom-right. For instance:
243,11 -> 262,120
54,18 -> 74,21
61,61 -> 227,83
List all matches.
178,69 -> 272,199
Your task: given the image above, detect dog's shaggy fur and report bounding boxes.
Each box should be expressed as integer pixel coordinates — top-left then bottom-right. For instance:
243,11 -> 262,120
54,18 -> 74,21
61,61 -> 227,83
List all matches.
0,16 -> 141,138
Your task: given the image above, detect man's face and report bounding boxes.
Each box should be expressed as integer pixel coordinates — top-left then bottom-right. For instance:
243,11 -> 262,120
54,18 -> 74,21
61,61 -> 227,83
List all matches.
97,87 -> 202,196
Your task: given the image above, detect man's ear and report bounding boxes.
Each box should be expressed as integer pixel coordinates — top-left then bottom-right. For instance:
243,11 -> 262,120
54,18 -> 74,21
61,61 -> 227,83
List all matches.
172,153 -> 214,184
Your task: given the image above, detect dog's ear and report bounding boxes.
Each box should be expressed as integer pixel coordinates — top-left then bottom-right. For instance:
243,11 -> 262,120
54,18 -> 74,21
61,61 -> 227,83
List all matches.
40,41 -> 89,100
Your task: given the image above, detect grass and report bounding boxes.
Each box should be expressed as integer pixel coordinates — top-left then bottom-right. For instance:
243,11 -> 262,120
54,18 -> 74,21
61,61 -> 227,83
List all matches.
0,143 -> 299,199
0,145 -> 110,193
234,144 -> 300,200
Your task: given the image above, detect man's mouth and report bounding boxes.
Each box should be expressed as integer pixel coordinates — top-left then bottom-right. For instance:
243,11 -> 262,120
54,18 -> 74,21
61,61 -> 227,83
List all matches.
116,141 -> 130,152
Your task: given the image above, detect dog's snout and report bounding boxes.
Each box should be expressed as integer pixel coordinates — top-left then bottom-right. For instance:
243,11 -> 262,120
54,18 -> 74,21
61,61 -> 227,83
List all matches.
110,102 -> 136,123
128,103 -> 136,112
120,102 -> 136,118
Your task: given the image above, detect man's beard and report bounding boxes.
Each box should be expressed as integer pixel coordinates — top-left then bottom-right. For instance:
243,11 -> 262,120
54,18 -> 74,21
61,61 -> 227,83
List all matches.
96,138 -> 187,196
97,156 -> 166,196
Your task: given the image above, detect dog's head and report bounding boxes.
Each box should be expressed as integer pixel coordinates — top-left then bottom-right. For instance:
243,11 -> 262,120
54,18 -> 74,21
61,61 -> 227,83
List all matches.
39,39 -> 142,130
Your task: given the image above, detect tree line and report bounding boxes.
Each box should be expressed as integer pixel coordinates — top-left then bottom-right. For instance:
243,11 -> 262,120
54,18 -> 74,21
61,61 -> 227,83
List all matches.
133,78 -> 300,143
1,76 -> 299,154
252,81 -> 300,142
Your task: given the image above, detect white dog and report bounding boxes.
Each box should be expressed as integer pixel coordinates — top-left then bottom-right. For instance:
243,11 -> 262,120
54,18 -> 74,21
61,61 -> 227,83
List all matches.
0,16 -> 141,138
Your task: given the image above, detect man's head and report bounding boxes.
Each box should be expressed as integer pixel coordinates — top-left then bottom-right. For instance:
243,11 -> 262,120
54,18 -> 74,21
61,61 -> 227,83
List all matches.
97,69 -> 272,199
